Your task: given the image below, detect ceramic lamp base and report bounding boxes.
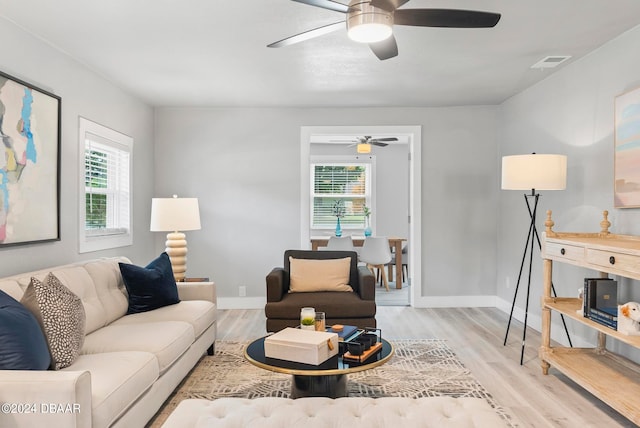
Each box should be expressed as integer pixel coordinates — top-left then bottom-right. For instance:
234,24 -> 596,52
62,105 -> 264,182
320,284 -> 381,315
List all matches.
165,232 -> 188,281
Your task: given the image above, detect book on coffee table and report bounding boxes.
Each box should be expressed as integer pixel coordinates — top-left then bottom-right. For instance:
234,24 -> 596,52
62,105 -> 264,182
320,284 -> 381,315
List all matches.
328,325 -> 360,341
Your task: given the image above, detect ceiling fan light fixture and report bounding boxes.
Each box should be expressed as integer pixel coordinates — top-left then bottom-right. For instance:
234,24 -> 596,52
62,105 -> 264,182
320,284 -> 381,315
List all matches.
347,2 -> 393,43
357,143 -> 372,153
348,22 -> 393,43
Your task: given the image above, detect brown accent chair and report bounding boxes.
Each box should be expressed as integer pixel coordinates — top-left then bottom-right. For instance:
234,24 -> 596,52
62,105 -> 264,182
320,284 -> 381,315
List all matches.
265,250 -> 377,333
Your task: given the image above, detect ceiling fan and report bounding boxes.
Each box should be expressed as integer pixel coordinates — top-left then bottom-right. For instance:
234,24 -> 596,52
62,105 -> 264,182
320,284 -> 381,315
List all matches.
333,135 -> 398,146
268,0 -> 501,60
331,135 -> 398,153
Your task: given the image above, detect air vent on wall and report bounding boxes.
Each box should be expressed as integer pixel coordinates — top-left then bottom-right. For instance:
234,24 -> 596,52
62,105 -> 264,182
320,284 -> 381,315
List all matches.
531,55 -> 572,69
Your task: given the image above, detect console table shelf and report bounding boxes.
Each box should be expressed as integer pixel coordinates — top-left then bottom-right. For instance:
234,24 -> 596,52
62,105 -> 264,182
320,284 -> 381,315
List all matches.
540,210 -> 640,425
543,297 -> 640,348
540,348 -> 640,422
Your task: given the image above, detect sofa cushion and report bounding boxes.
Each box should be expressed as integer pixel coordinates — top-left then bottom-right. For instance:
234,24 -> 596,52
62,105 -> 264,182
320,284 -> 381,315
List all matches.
111,300 -> 216,339
119,253 -> 180,314
82,321 -> 194,373
21,273 -> 86,370
289,257 -> 353,292
0,279 -> 24,301
84,258 -> 130,325
0,290 -> 50,370
62,351 -> 158,428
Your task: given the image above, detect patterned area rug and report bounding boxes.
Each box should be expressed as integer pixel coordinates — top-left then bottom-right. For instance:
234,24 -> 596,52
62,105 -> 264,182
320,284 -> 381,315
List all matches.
149,340 -> 517,427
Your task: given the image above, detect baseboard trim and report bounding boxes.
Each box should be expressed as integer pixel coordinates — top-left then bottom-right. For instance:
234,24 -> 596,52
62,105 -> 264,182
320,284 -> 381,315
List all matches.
412,295 -> 498,308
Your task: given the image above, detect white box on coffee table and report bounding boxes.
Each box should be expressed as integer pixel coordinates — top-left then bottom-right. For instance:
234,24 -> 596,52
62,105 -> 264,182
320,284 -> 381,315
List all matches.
264,327 -> 339,365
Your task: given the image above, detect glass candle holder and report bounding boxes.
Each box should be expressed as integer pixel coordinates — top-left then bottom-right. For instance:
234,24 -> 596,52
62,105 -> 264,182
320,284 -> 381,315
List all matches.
315,312 -> 326,331
300,307 -> 315,330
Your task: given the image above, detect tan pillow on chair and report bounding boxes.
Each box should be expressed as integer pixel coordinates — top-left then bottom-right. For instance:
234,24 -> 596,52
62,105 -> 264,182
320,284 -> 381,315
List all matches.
289,257 -> 353,292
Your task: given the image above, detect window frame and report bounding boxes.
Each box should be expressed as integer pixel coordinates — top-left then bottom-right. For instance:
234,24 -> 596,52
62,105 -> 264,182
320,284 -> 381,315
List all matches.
78,117 -> 133,253
309,155 -> 376,231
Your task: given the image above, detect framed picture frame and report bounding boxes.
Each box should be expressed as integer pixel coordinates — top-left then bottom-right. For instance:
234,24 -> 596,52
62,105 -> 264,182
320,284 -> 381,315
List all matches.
614,86 -> 640,208
0,70 -> 61,247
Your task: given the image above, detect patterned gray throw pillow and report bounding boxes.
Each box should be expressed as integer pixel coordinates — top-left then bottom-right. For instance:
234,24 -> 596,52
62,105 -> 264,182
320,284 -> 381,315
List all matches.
21,273 -> 86,370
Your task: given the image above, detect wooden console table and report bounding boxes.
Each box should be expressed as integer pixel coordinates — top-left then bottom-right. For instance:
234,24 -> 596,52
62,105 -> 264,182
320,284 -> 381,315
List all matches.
310,236 -> 406,289
540,210 -> 640,425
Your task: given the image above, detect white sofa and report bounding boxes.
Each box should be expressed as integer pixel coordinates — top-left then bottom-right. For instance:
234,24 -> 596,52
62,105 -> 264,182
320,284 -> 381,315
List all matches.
161,397 -> 510,428
0,257 -> 217,428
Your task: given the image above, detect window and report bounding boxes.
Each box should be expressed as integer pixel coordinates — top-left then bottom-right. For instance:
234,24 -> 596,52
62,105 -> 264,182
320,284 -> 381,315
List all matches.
310,158 -> 373,229
79,117 -> 132,253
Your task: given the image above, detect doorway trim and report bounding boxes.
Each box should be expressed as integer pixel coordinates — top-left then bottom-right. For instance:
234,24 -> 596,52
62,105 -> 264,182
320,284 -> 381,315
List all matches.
300,125 -> 421,306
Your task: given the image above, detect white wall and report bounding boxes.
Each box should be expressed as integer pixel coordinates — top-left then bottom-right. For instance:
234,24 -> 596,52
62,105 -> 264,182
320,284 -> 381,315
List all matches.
154,106 -> 499,306
0,18 -> 155,277
497,25 -> 640,354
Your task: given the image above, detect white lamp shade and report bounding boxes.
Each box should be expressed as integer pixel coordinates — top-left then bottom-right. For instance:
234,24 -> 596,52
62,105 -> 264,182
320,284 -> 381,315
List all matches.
501,154 -> 567,190
150,197 -> 201,232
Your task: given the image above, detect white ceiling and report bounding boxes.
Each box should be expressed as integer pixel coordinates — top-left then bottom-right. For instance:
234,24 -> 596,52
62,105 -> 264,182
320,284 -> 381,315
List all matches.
2,0 -> 640,108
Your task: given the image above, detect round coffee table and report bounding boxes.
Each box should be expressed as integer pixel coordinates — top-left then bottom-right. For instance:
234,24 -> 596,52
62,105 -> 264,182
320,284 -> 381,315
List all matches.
244,336 -> 394,398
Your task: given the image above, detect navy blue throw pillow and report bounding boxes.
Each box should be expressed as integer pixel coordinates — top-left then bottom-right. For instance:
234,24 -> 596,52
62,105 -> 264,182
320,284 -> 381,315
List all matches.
0,289 -> 51,370
119,252 -> 181,314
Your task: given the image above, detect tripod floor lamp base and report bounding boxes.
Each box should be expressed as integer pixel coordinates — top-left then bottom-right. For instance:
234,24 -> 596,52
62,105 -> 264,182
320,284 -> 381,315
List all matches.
503,191 -> 540,365
501,154 -> 569,365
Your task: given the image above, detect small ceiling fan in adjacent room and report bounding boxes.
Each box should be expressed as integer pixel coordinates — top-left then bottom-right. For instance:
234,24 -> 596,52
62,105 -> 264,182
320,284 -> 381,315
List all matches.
268,0 -> 501,60
331,135 -> 398,153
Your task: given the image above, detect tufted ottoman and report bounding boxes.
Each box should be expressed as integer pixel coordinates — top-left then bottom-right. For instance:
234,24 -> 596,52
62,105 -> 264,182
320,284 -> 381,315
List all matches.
161,397 -> 509,427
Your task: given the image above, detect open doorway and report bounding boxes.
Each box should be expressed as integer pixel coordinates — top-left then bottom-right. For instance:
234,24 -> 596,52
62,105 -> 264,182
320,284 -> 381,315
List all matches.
300,126 -> 421,307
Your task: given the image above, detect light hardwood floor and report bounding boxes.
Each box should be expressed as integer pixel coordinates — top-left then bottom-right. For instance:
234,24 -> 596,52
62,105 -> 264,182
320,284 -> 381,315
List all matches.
210,306 -> 636,427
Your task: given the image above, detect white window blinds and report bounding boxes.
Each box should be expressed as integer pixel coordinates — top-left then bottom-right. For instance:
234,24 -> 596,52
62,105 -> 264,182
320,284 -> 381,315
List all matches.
84,133 -> 130,236
311,163 -> 370,228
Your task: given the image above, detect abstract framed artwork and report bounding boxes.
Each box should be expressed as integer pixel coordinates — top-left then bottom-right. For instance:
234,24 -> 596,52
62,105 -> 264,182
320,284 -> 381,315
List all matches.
0,70 -> 61,246
614,86 -> 640,208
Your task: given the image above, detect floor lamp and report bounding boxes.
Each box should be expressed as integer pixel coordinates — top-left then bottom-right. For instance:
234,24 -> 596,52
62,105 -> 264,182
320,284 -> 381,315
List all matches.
150,195 -> 201,282
501,154 -> 572,365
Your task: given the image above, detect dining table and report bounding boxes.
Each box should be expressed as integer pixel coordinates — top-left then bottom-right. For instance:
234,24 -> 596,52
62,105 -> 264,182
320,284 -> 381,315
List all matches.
310,236 -> 407,289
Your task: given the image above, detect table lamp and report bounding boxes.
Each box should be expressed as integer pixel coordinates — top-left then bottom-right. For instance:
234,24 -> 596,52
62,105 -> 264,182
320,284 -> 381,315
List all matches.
150,195 -> 201,281
501,153 -> 572,364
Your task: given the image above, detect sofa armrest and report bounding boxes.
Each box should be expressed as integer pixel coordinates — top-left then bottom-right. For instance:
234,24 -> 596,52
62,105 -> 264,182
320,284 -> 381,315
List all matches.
357,266 -> 375,301
0,370 -> 92,428
176,281 -> 216,304
266,268 -> 286,302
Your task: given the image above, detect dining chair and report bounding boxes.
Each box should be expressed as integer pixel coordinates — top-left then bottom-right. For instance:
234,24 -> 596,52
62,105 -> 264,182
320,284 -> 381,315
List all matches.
324,236 -> 356,251
358,237 -> 392,291
387,245 -> 408,285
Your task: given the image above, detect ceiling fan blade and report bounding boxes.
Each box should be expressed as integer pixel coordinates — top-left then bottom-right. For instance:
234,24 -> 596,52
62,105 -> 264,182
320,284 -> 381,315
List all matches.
394,9 -> 501,28
369,0 -> 410,12
267,21 -> 345,48
292,0 -> 352,14
370,137 -> 398,142
371,142 -> 389,147
369,34 -> 398,60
